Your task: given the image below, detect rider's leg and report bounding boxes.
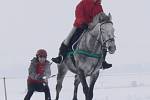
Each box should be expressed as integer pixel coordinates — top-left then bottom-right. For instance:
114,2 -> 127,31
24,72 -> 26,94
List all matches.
51,42 -> 68,64
102,49 -> 112,69
52,24 -> 88,64
51,27 -> 77,64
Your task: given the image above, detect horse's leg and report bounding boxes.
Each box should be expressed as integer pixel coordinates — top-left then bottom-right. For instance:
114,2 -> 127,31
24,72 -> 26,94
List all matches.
55,64 -> 67,100
73,75 -> 80,100
78,69 -> 89,100
89,71 -> 100,100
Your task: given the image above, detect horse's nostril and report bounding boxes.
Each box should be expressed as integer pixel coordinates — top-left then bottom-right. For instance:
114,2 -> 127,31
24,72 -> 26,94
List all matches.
108,46 -> 111,50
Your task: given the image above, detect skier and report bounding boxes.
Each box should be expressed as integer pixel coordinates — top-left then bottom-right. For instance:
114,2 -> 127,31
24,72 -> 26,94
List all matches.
24,49 -> 51,100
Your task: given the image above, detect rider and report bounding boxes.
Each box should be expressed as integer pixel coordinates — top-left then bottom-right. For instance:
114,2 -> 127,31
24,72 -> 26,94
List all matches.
52,0 -> 112,69
24,49 -> 51,100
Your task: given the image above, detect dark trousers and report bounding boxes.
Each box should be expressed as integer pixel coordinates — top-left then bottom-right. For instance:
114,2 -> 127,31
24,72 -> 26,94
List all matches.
24,82 -> 51,100
59,27 -> 85,56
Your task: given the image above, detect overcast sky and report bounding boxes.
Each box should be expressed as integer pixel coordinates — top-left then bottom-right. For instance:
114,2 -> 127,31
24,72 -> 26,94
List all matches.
0,0 -> 150,77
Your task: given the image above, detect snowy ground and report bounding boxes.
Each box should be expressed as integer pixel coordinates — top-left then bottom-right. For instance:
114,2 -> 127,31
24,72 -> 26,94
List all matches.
0,72 -> 150,100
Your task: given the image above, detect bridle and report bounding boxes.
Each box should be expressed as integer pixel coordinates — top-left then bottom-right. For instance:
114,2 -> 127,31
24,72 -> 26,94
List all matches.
90,20 -> 114,50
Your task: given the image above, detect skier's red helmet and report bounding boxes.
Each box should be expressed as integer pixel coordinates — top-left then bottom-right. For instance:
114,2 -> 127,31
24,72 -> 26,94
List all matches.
36,49 -> 47,57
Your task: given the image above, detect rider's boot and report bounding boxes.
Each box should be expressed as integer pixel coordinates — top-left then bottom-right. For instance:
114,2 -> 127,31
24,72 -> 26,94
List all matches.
51,42 -> 68,64
101,50 -> 112,69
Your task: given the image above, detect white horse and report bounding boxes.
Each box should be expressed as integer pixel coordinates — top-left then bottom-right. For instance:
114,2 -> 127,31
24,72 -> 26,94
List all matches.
55,13 -> 116,100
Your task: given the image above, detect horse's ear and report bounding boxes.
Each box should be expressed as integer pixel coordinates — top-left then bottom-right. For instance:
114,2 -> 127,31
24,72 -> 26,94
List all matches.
108,13 -> 112,20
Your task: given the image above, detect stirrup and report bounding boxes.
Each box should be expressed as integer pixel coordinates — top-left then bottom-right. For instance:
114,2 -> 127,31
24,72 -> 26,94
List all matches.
59,55 -> 64,64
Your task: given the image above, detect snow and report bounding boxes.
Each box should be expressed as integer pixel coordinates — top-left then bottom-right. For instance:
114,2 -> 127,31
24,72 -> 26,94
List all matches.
1,72 -> 150,100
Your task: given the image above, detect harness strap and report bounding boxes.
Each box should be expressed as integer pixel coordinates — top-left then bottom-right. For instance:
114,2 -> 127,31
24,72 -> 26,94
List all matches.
67,50 -> 102,59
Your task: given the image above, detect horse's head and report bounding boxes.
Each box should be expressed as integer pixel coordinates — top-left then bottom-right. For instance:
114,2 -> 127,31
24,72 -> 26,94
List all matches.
98,13 -> 116,54
78,13 -> 116,54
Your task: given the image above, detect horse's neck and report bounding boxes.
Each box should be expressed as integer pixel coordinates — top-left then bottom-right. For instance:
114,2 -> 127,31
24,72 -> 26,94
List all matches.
78,30 -> 102,54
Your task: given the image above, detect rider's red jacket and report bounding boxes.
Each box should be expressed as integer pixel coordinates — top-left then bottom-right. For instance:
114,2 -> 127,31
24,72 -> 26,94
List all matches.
74,0 -> 103,28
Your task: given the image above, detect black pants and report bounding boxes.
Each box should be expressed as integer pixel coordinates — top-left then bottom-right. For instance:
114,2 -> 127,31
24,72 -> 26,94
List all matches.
24,82 -> 51,100
68,27 -> 85,50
